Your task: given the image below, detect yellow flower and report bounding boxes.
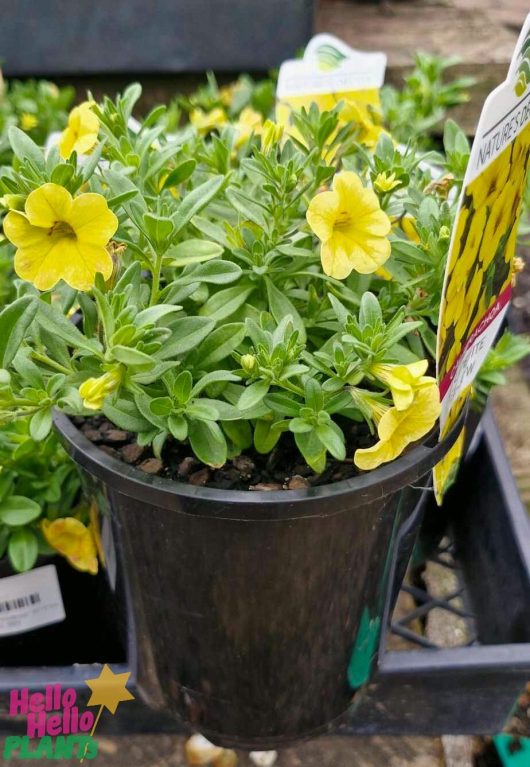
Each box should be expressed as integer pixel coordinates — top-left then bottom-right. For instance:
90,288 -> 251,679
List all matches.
261,119 -> 284,153
79,369 -> 123,410
20,113 -> 38,131
370,360 -> 434,410
59,101 -> 99,159
340,100 -> 387,148
42,517 -> 98,575
219,82 -> 238,106
4,183 -> 118,291
354,383 -> 441,471
190,107 -> 227,134
306,171 -> 391,279
374,172 -> 400,194
234,107 -> 263,149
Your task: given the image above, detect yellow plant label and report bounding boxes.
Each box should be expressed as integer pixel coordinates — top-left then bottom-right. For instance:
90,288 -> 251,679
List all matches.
276,34 -> 386,138
434,13 -> 530,502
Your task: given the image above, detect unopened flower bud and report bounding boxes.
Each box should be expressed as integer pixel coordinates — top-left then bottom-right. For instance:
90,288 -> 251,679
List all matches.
240,354 -> 257,374
79,368 -> 123,411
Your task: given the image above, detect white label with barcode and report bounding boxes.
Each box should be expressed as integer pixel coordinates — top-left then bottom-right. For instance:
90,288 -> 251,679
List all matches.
0,564 -> 65,636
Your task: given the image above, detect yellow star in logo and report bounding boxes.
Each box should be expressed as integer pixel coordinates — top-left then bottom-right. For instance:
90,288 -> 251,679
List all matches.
85,664 -> 134,715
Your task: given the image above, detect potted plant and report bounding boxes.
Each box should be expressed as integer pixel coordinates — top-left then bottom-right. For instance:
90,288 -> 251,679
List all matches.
0,67 -> 525,747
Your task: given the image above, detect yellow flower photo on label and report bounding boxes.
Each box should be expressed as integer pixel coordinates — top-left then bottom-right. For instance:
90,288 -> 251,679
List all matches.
3,183 -> 118,291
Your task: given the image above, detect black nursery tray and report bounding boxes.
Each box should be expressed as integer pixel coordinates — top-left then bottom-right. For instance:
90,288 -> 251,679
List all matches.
0,407 -> 528,738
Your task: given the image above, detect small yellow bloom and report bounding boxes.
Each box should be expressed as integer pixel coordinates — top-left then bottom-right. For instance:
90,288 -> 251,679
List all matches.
4,183 -> 118,291
219,82 -> 238,106
234,107 -> 263,149
42,517 -> 98,575
59,101 -> 99,159
306,171 -> 391,279
79,369 -> 123,411
20,113 -> 38,131
371,360 -> 434,410
374,172 -> 400,194
190,107 -> 227,134
354,383 -> 441,471
261,119 -> 284,153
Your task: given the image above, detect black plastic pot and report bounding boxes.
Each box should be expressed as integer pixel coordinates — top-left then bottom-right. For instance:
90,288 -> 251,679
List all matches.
53,412 -> 461,748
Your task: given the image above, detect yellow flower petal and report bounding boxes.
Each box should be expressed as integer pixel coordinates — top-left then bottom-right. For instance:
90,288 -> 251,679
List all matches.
68,193 -> 119,246
42,517 -> 98,575
306,190 -> 339,242
3,211 -> 47,249
25,183 -> 73,228
354,383 -> 440,470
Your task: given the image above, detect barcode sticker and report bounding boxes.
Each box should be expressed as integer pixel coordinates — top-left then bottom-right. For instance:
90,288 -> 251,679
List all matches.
0,564 -> 65,636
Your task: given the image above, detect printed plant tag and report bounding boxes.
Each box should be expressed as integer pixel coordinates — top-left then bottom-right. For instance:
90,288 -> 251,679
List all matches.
434,13 -> 530,502
276,34 -> 386,141
0,564 -> 65,636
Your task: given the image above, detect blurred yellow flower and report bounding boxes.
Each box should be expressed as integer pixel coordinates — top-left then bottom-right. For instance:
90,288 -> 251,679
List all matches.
234,107 -> 263,148
59,101 -> 99,159
20,113 -> 38,131
354,383 -> 441,470
4,183 -> 118,291
190,107 -> 227,134
79,369 -> 123,410
306,171 -> 391,278
42,517 -> 98,575
340,100 -> 386,148
371,360 -> 434,410
374,171 -> 400,194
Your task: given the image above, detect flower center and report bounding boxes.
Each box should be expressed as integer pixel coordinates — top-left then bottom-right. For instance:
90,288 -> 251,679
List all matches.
48,220 -> 76,239
334,210 -> 352,231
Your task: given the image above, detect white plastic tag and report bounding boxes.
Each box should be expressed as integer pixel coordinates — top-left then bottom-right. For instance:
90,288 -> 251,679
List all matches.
0,564 -> 65,636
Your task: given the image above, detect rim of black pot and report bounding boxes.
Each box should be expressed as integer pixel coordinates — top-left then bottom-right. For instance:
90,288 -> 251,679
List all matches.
53,407 -> 466,516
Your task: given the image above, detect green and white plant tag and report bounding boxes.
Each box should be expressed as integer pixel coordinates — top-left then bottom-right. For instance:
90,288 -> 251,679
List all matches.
276,33 -> 386,129
494,734 -> 530,766
434,12 -> 530,502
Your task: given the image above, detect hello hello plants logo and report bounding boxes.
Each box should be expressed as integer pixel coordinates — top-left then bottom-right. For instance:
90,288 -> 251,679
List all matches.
3,665 -> 134,761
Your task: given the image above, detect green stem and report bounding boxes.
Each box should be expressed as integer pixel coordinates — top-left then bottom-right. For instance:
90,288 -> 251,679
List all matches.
149,252 -> 163,306
31,352 -> 71,375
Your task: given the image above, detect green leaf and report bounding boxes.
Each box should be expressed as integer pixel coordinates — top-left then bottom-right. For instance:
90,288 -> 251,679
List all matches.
294,430 -> 327,473
150,397 -> 173,416
198,285 -> 254,322
264,392 -> 301,417
265,278 -> 306,343
29,408 -> 53,441
178,261 -> 242,286
0,296 -> 38,368
190,370 -> 239,396
168,413 -> 188,440
172,175 -> 225,234
143,212 -> 174,246
134,305 -> 181,327
196,322 -> 246,368
158,317 -> 215,359
8,529 -> 39,573
36,300 -> 101,355
8,126 -> 45,168
315,422 -> 346,461
112,345 -> 155,368
0,496 -> 41,527
166,239 -> 223,266
102,397 -> 153,432
238,380 -> 270,410
188,420 -> 227,468
162,160 -> 196,189
254,418 -> 284,453
226,188 -> 267,228
359,292 -> 382,328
